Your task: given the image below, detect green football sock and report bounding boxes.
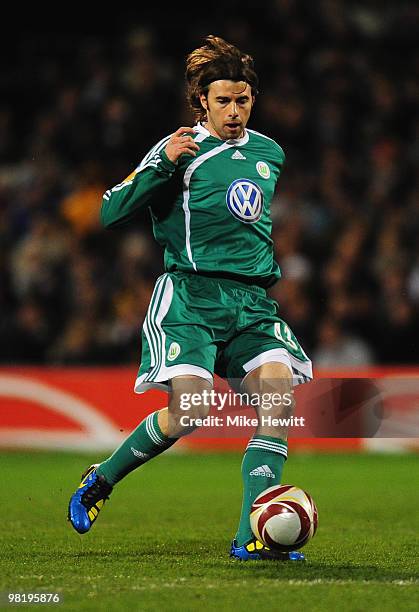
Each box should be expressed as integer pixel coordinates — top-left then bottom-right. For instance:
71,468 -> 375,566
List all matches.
97,411 -> 176,486
235,435 -> 288,547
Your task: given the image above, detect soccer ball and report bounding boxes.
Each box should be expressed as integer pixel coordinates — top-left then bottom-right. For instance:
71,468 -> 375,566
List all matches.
250,484 -> 318,551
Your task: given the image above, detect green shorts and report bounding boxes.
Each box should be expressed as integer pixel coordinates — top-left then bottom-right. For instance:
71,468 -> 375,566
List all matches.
134,272 -> 312,393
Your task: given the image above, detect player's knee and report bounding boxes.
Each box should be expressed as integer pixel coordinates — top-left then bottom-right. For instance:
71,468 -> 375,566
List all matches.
278,391 -> 295,419
244,363 -> 295,421
168,375 -> 212,437
173,396 -> 211,435
259,389 -> 295,420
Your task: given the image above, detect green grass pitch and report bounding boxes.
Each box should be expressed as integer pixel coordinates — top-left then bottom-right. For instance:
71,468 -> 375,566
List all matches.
1,451 -> 418,611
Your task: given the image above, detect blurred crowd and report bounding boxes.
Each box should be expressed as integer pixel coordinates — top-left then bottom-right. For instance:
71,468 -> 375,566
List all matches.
0,1 -> 418,367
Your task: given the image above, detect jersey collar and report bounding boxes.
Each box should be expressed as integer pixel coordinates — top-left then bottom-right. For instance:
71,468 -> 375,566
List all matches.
195,122 -> 249,146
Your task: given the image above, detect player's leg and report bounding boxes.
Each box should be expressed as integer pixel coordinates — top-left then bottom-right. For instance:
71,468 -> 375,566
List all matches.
98,373 -> 212,483
68,375 -> 212,533
230,361 -> 308,560
217,283 -> 312,559
163,375 -> 213,438
68,272 -> 217,533
234,361 -> 293,548
95,373 -> 211,483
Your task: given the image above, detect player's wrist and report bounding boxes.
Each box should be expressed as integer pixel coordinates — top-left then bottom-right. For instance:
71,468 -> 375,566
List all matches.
159,149 -> 178,172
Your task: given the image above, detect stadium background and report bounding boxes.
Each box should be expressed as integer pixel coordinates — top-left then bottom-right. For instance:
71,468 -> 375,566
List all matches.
0,1 -> 418,369
1,4 -> 418,610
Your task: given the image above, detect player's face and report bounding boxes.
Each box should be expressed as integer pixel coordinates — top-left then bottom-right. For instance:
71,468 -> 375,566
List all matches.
200,80 -> 254,140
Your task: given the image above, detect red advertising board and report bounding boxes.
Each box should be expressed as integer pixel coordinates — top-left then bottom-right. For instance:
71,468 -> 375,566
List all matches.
0,366 -> 418,452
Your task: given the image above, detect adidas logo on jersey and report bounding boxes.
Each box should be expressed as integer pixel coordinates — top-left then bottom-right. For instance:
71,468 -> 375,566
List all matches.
231,150 -> 246,160
249,465 -> 275,478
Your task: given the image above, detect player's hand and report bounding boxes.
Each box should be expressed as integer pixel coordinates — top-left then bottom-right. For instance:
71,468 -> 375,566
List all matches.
165,127 -> 200,163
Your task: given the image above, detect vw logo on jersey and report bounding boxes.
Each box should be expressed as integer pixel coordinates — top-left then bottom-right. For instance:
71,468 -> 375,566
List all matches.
226,179 -> 264,223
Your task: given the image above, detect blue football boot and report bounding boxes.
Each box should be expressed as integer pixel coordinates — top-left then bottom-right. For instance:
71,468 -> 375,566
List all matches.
68,464 -> 113,534
230,538 -> 306,561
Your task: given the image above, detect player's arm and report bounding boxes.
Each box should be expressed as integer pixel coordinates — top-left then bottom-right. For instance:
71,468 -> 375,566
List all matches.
101,127 -> 199,228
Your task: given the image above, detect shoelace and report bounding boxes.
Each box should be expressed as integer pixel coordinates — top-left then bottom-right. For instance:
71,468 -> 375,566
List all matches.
81,477 -> 112,508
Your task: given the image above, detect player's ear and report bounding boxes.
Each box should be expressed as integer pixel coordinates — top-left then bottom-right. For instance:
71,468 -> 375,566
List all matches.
199,94 -> 208,111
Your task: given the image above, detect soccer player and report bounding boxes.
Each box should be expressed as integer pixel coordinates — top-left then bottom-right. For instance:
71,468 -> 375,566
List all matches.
68,35 -> 312,561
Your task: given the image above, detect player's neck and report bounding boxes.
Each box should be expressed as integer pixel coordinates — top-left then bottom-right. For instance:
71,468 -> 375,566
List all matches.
202,121 -> 223,140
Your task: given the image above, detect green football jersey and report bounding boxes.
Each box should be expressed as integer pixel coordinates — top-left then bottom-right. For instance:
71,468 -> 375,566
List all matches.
101,123 -> 285,288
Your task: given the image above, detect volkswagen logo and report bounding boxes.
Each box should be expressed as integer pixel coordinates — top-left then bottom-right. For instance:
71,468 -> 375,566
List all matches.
226,179 -> 264,223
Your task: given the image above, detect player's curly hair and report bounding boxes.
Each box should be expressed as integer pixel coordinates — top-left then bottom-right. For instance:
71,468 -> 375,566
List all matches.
185,35 -> 259,122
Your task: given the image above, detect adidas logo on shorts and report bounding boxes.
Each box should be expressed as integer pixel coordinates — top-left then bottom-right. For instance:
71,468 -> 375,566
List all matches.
249,464 -> 275,478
